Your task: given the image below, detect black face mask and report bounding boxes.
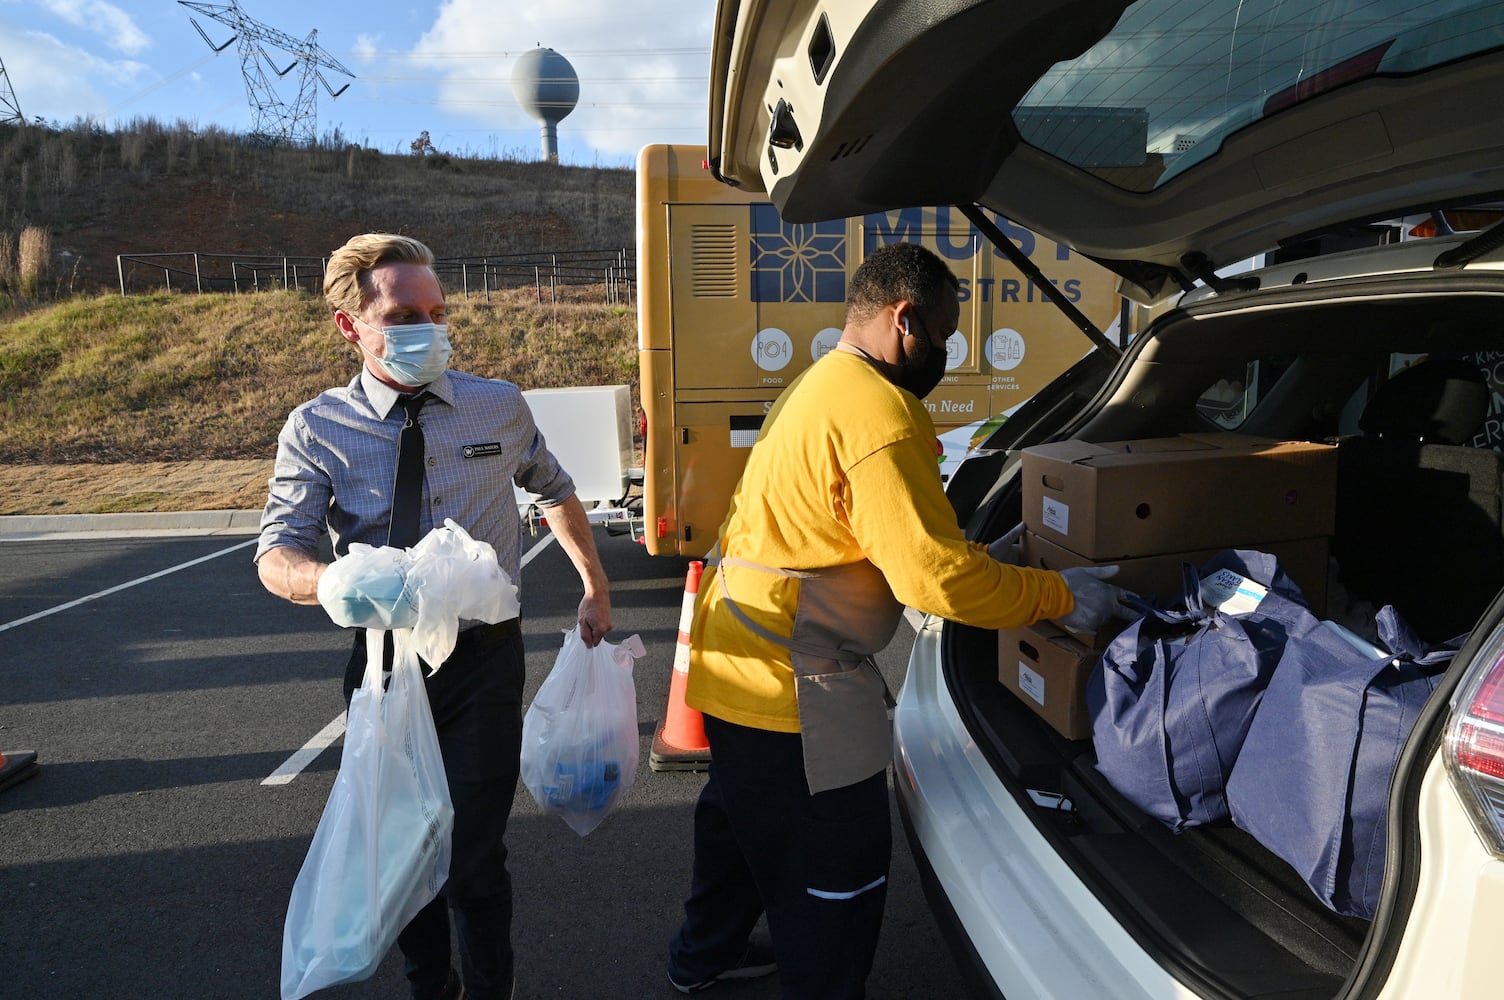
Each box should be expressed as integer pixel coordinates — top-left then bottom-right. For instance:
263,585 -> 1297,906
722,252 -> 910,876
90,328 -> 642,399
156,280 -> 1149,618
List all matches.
895,315 -> 948,398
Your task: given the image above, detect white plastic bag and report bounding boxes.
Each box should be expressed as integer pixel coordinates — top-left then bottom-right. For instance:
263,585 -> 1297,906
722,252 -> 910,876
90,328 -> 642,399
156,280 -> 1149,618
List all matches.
406,519 -> 519,667
280,630 -> 454,1000
520,628 -> 646,836
317,543 -> 418,630
316,519 -> 520,669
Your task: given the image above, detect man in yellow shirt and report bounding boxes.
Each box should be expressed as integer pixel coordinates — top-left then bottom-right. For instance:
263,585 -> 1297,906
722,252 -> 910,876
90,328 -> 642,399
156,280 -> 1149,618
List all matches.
666,243 -> 1126,997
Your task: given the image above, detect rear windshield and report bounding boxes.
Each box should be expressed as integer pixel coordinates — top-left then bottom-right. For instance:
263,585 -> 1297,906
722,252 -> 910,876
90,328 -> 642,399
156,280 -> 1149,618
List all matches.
1015,0 -> 1504,192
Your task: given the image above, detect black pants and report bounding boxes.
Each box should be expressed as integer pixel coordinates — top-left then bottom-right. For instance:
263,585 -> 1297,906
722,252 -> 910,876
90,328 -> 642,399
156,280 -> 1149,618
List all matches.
344,620 -> 524,1000
668,714 -> 891,999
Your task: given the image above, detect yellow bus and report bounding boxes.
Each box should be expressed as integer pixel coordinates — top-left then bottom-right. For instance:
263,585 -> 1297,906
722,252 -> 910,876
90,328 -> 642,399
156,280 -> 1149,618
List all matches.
636,143 -> 1127,557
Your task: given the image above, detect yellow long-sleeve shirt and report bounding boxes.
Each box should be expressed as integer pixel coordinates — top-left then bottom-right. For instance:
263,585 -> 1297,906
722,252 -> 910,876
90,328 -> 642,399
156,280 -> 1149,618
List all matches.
685,348 -> 1073,733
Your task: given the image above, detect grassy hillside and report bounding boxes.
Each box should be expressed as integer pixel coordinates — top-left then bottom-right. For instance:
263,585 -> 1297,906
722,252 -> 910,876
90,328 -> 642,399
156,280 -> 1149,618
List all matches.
0,286 -> 638,464
0,118 -> 636,296
0,121 -> 641,516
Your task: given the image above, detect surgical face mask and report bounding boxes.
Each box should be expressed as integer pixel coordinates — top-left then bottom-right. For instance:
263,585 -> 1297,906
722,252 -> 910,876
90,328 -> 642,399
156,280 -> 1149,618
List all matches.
352,315 -> 452,387
896,315 -> 948,399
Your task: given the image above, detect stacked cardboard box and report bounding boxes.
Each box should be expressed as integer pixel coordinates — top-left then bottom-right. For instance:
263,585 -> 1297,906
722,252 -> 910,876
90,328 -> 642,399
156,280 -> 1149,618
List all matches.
998,432 -> 1338,739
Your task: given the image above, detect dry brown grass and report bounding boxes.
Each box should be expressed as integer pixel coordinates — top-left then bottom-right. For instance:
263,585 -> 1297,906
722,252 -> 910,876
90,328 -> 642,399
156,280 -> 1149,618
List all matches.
0,286 -> 638,467
18,226 -> 49,297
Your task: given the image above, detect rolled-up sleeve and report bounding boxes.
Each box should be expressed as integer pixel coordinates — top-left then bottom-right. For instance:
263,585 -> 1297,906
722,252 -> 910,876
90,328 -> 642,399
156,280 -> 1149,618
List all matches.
512,421 -> 575,508
256,409 -> 333,561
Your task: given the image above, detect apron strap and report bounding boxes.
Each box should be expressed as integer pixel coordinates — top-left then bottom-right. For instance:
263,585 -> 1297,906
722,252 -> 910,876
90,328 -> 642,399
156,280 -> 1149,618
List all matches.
706,542 -> 895,707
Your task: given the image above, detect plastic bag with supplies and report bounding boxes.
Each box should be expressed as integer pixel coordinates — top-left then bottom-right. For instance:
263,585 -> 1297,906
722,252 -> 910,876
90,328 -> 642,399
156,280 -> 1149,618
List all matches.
316,519 -> 520,669
317,542 -> 420,630
521,628 -> 646,836
286,521 -> 515,997
406,519 -> 520,667
280,629 -> 453,999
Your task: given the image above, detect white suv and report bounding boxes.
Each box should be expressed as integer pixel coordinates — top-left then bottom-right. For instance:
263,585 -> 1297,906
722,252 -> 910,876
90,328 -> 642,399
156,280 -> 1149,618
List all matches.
709,2 -> 1504,997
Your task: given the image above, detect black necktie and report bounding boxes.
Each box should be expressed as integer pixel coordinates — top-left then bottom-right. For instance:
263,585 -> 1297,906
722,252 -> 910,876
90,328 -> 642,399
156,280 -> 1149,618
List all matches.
388,392 -> 428,548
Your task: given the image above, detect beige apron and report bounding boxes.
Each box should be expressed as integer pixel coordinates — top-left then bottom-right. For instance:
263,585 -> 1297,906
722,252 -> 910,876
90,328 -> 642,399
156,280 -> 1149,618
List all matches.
711,546 -> 902,794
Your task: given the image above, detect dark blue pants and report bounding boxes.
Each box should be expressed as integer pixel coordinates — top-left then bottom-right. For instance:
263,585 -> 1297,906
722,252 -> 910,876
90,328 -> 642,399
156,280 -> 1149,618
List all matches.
669,714 -> 891,1000
344,620 -> 524,1000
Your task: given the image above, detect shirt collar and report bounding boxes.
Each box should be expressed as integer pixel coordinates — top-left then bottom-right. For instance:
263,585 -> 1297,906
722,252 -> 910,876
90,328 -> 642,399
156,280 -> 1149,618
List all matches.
360,367 -> 455,418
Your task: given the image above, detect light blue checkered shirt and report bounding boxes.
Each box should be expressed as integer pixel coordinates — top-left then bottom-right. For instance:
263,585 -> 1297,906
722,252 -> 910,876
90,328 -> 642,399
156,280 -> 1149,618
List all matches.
256,367 -> 575,583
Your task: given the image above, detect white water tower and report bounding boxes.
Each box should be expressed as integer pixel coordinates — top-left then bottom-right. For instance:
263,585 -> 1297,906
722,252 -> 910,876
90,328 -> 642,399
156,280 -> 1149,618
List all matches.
511,46 -> 579,163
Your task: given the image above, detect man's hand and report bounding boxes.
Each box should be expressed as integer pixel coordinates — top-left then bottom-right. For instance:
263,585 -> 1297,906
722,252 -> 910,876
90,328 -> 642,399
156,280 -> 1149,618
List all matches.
257,546 -> 328,606
1055,565 -> 1133,634
576,591 -> 613,647
547,495 -> 614,647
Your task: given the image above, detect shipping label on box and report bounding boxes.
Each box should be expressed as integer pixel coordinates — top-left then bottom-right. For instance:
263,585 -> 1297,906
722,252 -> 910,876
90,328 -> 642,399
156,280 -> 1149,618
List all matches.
997,621 -> 1099,740
1021,433 -> 1337,559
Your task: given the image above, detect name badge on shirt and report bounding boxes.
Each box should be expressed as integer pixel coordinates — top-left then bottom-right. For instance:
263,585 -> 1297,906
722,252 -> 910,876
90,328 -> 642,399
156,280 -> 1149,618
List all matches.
463,442 -> 504,459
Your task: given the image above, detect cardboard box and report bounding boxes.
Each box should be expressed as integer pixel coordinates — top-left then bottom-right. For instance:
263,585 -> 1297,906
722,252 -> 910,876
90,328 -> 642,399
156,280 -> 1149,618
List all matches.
1021,433 -> 1337,560
998,621 -> 1099,740
1021,531 -> 1331,617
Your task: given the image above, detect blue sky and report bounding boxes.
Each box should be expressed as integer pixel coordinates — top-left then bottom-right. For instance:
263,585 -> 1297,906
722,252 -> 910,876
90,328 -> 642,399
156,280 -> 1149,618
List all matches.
0,0 -> 716,166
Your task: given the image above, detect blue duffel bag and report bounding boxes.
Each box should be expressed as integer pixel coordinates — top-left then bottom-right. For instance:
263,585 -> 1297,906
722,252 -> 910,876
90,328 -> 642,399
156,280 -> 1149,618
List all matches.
1227,605 -> 1464,918
1087,550 -> 1319,833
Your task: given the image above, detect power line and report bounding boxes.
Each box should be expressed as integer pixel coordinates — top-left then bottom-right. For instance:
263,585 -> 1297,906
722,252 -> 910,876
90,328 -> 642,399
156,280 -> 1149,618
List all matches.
359,74 -> 707,85
341,47 -> 711,59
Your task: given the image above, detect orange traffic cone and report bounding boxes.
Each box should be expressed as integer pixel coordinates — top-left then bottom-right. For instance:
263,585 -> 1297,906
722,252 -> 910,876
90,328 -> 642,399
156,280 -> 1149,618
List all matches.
0,744 -> 39,794
650,560 -> 712,771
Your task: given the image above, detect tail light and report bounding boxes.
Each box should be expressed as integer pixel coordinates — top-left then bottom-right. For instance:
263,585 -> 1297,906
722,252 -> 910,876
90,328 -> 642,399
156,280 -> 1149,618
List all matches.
1445,623 -> 1504,856
1408,218 -> 1441,240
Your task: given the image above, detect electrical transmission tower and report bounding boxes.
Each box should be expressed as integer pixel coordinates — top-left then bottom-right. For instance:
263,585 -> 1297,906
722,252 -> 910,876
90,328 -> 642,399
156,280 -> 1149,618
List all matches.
179,0 -> 353,146
0,55 -> 24,127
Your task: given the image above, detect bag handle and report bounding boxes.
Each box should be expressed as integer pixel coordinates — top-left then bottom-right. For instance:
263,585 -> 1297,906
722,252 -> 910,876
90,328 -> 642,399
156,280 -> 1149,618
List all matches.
1180,562 -> 1208,619
1375,605 -> 1467,671
364,629 -> 386,699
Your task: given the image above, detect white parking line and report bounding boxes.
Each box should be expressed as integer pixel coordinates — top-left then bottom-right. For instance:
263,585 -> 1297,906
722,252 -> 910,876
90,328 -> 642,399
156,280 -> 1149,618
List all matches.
261,712 -> 347,787
0,537 -> 259,634
263,531 -> 559,786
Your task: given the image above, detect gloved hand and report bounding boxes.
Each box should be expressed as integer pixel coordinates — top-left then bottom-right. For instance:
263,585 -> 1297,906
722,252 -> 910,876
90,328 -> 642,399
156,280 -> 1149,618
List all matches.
1054,565 -> 1132,634
987,522 -> 1026,565
316,544 -> 420,629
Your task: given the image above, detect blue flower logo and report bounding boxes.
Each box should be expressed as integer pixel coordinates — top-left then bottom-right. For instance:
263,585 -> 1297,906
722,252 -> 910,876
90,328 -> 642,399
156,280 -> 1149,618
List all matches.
750,204 -> 846,303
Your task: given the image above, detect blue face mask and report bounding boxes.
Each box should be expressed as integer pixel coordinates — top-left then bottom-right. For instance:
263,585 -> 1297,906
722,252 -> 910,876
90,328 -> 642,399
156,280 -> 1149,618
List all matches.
354,316 -> 452,387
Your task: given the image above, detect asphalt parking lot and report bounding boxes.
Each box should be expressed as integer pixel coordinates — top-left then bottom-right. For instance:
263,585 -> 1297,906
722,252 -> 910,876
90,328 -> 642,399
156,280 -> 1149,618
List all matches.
0,518 -> 966,999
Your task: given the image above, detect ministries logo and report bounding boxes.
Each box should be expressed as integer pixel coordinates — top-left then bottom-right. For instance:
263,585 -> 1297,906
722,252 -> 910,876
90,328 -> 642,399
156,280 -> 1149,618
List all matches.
750,204 -> 847,304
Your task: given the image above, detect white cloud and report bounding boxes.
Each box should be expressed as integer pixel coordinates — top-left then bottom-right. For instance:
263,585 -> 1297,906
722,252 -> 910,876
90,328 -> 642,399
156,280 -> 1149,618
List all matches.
352,33 -> 380,64
40,0 -> 151,56
410,0 -> 712,161
0,25 -> 150,123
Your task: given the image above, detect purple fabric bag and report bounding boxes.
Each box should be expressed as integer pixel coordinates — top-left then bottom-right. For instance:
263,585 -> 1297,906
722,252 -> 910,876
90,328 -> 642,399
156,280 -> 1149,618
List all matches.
1227,606 -> 1463,918
1087,550 -> 1317,832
